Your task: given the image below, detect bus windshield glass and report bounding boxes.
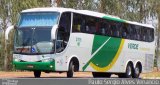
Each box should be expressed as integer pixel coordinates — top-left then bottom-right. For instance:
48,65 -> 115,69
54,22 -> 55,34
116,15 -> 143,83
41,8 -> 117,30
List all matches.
14,12 -> 60,54
14,27 -> 54,54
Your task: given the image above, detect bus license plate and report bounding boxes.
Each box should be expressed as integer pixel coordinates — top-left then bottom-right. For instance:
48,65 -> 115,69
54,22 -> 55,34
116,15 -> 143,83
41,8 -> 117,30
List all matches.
27,65 -> 34,68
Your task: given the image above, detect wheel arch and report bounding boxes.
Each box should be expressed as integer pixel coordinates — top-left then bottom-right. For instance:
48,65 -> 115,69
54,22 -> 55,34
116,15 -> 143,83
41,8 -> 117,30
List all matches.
67,55 -> 80,71
125,60 -> 134,72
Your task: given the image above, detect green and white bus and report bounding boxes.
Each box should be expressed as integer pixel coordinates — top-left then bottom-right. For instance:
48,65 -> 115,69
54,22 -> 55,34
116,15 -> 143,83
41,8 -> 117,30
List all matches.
12,7 -> 155,78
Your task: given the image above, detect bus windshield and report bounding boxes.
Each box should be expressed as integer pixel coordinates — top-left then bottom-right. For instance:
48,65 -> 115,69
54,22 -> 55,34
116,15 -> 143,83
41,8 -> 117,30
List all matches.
14,12 -> 60,54
14,27 -> 54,54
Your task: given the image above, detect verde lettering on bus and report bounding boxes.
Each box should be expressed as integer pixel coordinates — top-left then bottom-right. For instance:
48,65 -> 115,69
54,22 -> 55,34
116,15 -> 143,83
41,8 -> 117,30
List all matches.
128,43 -> 139,50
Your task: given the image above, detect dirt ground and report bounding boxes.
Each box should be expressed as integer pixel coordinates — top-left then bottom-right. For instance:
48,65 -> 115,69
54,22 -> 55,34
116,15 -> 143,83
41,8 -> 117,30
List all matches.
0,72 -> 92,78
0,71 -> 160,79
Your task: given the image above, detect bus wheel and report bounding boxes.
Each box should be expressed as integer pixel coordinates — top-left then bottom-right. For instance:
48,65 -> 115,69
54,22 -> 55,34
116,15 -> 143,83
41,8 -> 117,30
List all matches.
67,61 -> 74,78
125,63 -> 133,78
34,71 -> 41,78
133,64 -> 141,78
118,63 -> 133,78
92,72 -> 111,78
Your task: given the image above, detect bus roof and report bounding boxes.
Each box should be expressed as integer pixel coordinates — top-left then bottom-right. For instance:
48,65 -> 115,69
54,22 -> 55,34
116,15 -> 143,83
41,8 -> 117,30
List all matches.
22,7 -> 154,29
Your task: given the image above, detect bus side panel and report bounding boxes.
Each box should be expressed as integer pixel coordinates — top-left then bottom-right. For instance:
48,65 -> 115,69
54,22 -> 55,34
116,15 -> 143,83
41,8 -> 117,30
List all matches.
108,39 -> 155,73
54,33 -> 155,73
54,33 -> 94,71
83,36 -> 155,73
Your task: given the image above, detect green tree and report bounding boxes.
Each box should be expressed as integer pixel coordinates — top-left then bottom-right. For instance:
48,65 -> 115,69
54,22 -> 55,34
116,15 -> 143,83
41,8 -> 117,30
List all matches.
0,0 -> 11,71
0,0 -> 51,71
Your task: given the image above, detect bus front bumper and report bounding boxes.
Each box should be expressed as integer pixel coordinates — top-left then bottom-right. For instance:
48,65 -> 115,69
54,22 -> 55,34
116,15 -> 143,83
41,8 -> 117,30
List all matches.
13,60 -> 55,71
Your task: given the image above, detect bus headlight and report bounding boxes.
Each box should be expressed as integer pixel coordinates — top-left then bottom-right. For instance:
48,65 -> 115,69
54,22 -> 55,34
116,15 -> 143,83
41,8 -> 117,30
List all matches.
13,55 -> 21,61
42,58 -> 53,62
14,59 -> 20,62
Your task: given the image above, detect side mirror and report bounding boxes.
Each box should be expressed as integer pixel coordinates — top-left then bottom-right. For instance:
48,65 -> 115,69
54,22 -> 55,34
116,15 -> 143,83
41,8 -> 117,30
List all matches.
5,25 -> 14,40
51,25 -> 58,40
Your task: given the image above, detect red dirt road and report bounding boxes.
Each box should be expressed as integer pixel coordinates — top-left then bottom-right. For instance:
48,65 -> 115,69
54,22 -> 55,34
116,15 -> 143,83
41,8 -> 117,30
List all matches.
0,71 -> 160,79
0,72 -> 93,78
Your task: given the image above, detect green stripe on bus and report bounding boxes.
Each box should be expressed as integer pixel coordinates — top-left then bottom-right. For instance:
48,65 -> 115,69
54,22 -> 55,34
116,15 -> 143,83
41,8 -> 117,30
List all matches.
91,36 -> 110,54
102,16 -> 126,22
91,36 -> 121,67
83,35 -> 121,71
82,36 -> 110,71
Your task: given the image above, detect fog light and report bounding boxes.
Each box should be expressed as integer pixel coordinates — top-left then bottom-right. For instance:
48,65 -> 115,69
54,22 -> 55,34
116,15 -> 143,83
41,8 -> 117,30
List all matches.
50,65 -> 53,68
14,59 -> 20,62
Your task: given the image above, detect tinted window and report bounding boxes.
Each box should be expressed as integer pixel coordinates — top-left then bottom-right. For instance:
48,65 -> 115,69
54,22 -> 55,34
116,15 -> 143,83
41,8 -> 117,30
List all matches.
72,13 -> 82,32
72,13 -> 97,34
72,13 -> 154,42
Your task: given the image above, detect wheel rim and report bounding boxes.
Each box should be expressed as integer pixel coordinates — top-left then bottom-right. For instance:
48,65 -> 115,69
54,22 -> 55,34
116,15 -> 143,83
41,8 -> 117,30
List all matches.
72,65 -> 74,73
127,66 -> 132,76
67,62 -> 74,77
135,66 -> 140,75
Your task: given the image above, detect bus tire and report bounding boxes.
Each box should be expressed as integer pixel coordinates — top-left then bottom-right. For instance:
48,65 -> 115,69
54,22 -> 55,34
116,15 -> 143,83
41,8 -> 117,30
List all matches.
118,63 -> 133,78
133,64 -> 141,78
34,71 -> 41,78
92,72 -> 111,78
67,61 -> 74,78
125,63 -> 133,78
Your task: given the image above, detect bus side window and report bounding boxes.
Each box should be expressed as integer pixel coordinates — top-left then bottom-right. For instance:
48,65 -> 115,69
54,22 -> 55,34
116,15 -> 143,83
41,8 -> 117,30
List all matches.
85,22 -> 90,33
129,25 -> 134,40
146,28 -> 150,42
116,23 -> 120,37
144,27 -> 148,42
127,25 -> 132,39
116,22 -> 123,38
119,24 -> 123,38
105,22 -> 110,36
122,26 -> 125,38
135,25 -> 140,40
111,22 -> 116,37
95,20 -> 100,35
89,21 -> 96,34
59,13 -> 71,33
58,12 -> 71,41
122,23 -> 129,39
84,16 -> 97,34
146,28 -> 154,42
99,21 -> 106,35
80,19 -> 86,33
72,13 -> 82,32
141,27 -> 146,41
151,29 -> 154,42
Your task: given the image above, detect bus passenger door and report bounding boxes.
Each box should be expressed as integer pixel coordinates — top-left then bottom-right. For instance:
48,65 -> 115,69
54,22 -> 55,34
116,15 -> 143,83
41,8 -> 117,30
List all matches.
56,12 -> 71,53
